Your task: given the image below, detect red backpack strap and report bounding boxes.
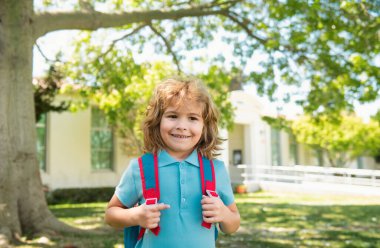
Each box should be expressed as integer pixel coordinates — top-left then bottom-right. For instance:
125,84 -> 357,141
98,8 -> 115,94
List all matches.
137,153 -> 160,239
198,152 -> 218,229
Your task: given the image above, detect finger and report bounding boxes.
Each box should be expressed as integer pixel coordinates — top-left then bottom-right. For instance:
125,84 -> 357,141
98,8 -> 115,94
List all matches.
147,222 -> 159,229
145,203 -> 156,209
202,195 -> 215,202
147,217 -> 160,226
151,217 -> 160,224
202,210 -> 214,217
149,211 -> 161,218
201,204 -> 214,211
201,197 -> 214,204
203,216 -> 216,223
155,203 -> 170,211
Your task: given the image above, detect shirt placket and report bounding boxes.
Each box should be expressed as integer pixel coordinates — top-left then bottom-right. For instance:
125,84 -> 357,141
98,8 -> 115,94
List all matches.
179,161 -> 187,209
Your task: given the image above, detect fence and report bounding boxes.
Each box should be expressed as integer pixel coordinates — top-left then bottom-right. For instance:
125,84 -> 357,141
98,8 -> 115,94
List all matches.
238,164 -> 380,193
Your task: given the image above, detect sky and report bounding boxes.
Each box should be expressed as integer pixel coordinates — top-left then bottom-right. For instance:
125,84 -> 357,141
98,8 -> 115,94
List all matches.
33,29 -> 379,122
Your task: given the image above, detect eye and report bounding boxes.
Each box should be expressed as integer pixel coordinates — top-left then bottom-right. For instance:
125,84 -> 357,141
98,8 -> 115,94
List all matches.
167,114 -> 177,119
189,116 -> 199,121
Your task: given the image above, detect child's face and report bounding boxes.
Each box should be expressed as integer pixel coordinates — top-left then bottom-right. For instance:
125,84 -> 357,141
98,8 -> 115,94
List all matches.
160,99 -> 204,160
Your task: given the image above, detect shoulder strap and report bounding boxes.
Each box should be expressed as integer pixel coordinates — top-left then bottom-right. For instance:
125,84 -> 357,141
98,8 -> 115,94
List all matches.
137,153 -> 160,238
138,153 -> 160,200
198,152 -> 218,230
198,152 -> 216,194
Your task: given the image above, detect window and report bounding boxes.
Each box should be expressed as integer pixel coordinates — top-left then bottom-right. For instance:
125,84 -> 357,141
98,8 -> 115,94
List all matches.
36,113 -> 47,171
271,127 -> 281,166
91,108 -> 113,170
289,134 -> 299,165
232,150 -> 243,165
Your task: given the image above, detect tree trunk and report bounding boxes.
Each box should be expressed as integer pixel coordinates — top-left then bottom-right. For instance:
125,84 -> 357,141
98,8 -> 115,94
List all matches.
0,1 -> 75,245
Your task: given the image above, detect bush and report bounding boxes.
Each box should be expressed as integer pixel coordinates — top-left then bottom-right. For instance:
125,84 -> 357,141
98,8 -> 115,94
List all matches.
47,187 -> 115,204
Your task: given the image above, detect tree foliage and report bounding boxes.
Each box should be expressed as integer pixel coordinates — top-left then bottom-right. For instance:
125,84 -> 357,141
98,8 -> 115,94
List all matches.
293,115 -> 380,167
242,0 -> 380,118
37,0 -> 379,121
34,64 -> 71,122
264,114 -> 380,167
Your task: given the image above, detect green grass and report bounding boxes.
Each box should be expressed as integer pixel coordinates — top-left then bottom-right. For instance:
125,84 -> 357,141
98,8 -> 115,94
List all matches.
14,191 -> 380,248
219,192 -> 380,248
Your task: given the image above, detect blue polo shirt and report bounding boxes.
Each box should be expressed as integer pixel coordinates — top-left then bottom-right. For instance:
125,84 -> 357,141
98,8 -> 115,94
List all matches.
115,149 -> 235,248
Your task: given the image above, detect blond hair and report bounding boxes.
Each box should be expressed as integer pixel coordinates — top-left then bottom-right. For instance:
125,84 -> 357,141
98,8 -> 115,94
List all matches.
142,76 -> 222,159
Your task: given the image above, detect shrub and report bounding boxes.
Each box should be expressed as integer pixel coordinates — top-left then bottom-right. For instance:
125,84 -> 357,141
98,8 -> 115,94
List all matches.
47,187 -> 115,204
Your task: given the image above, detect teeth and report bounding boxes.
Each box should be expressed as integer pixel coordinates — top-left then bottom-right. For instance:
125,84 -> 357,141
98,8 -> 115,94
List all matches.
171,134 -> 189,138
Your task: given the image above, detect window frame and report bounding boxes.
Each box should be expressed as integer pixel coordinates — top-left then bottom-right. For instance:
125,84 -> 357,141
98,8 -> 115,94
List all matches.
90,107 -> 114,171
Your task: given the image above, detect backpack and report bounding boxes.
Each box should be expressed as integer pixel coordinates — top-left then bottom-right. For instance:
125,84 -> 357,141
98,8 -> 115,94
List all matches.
124,152 -> 218,248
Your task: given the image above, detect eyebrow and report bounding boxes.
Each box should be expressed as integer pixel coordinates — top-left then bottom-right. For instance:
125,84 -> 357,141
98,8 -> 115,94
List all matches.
164,110 -> 202,117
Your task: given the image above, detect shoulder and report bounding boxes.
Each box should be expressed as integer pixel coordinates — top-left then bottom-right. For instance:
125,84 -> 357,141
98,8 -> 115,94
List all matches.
211,158 -> 226,168
212,159 -> 235,205
122,157 -> 141,179
211,159 -> 229,174
127,157 -> 140,170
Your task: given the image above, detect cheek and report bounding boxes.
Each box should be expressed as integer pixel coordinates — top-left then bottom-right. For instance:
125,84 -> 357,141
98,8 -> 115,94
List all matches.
160,119 -> 169,131
159,121 -> 167,136
197,123 -> 205,136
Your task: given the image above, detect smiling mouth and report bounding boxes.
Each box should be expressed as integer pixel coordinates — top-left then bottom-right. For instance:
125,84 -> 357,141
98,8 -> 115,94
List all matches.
171,134 -> 191,139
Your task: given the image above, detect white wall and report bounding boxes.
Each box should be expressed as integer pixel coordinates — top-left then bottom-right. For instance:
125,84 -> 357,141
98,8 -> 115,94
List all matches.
227,91 -> 274,185
40,108 -> 129,190
218,128 -> 230,172
227,124 -> 245,184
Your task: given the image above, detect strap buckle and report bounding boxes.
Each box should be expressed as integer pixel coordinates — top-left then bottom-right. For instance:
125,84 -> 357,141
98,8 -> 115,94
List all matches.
206,190 -> 219,198
145,198 -> 158,205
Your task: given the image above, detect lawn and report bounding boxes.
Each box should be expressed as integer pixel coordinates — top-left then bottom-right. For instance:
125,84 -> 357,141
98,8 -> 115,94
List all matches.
14,191 -> 380,248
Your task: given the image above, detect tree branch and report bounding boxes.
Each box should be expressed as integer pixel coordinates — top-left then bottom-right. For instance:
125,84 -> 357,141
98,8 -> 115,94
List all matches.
224,11 -> 267,44
326,151 -> 336,167
148,23 -> 182,73
33,2 -> 236,39
34,42 -> 56,63
94,23 -> 148,61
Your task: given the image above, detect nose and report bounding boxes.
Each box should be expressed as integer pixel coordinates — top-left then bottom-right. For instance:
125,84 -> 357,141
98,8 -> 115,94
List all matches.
175,118 -> 188,131
176,126 -> 187,131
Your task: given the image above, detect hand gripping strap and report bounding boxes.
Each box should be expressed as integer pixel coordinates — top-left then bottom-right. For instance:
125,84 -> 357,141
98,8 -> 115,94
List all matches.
198,152 -> 217,229
138,153 -> 160,239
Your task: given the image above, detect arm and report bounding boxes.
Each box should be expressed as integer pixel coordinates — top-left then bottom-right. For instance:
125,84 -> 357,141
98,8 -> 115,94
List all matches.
105,194 -> 170,229
201,196 -> 240,234
219,202 -> 240,234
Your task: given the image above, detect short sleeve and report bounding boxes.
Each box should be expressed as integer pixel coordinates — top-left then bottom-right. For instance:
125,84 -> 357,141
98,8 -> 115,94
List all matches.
214,160 -> 235,206
115,158 -> 140,208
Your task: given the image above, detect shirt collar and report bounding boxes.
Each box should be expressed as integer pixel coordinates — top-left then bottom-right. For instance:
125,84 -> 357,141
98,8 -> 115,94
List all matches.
157,149 -> 199,167
184,149 -> 199,167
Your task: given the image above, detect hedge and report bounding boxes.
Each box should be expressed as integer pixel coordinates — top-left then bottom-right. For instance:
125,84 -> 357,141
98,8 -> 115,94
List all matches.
46,187 -> 115,204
